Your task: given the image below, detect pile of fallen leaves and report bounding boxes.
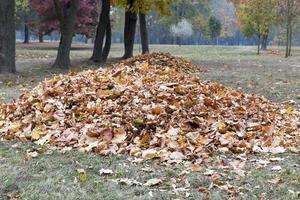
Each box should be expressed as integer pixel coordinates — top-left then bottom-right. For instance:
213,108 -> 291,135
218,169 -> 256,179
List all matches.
0,53 -> 299,164
120,52 -> 207,74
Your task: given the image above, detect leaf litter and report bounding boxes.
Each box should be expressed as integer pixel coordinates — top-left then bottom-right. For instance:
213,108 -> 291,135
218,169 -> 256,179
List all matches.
0,52 -> 299,166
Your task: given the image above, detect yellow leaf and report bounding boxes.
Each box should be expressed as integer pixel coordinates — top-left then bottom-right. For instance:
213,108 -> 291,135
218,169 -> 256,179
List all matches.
77,169 -> 88,182
79,173 -> 88,182
133,118 -> 144,127
96,89 -> 113,96
31,128 -> 44,141
177,136 -> 187,144
286,106 -> 294,115
140,133 -> 151,146
216,121 -> 226,133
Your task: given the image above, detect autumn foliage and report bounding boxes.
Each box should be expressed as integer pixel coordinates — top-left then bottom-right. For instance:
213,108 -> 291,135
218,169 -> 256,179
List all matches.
30,0 -> 99,36
0,53 -> 299,164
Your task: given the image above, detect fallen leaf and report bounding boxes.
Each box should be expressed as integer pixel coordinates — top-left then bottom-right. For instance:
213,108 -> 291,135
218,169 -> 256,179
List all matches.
77,169 -> 88,182
144,178 -> 162,187
191,164 -> 202,172
169,151 -> 185,162
101,129 -> 113,142
142,149 -> 160,159
99,168 -> 114,176
79,173 -> 88,182
204,169 -> 215,176
268,177 -> 281,184
25,151 -> 38,160
198,186 -> 208,193
114,178 -> 142,186
270,146 -> 286,154
271,166 -> 282,171
112,128 -> 126,143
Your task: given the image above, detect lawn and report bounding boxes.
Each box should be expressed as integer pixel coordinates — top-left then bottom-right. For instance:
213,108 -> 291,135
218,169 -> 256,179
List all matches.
0,43 -> 300,200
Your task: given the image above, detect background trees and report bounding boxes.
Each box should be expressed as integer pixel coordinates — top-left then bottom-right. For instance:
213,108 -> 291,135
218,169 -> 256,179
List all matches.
113,0 -> 172,58
1,0 -> 300,74
16,0 -> 32,43
31,0 -> 99,68
0,0 -> 16,73
233,0 -> 278,54
170,19 -> 194,46
208,16 -> 222,44
277,0 -> 300,57
232,0 -> 300,55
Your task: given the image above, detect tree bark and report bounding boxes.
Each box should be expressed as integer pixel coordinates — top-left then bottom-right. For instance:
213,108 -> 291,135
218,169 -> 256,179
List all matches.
91,0 -> 110,62
53,0 -> 79,69
24,24 -> 30,43
0,0 -> 16,73
139,13 -> 149,54
257,34 -> 261,55
285,0 -> 291,58
122,0 -> 137,59
288,23 -> 292,56
102,20 -> 111,62
285,23 -> 290,58
39,32 -> 44,43
261,35 -> 268,50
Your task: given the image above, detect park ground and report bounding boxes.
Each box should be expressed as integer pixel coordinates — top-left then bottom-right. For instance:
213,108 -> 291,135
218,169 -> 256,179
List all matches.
0,43 -> 300,199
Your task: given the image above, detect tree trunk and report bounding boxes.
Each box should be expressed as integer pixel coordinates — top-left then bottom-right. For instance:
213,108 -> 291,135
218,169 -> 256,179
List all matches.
139,13 -> 149,54
261,35 -> 268,50
177,36 -> 181,46
285,0 -> 291,58
91,0 -> 110,62
288,24 -> 292,56
39,32 -> 44,43
123,0 -> 137,59
102,20 -> 111,62
53,0 -> 79,69
257,35 -> 261,55
285,22 -> 290,58
0,0 -> 16,73
24,24 -> 29,43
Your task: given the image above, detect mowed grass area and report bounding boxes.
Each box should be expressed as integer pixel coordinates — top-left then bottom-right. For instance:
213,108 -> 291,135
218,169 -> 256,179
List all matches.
1,43 -> 300,199
1,141 -> 300,200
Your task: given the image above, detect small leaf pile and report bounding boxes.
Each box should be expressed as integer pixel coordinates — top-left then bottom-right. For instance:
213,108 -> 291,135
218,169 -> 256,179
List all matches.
120,52 -> 207,74
0,53 -> 299,164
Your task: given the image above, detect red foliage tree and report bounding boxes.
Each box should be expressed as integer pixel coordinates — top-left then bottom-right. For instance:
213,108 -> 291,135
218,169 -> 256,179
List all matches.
30,0 -> 99,37
30,0 -> 100,68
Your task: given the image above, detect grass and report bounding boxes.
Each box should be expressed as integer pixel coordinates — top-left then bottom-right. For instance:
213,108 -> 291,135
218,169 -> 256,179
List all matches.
1,141 -> 299,200
1,43 -> 300,199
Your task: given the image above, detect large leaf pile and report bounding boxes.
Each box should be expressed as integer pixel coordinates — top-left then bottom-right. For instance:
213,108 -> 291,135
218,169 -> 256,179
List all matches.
0,53 -> 299,163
